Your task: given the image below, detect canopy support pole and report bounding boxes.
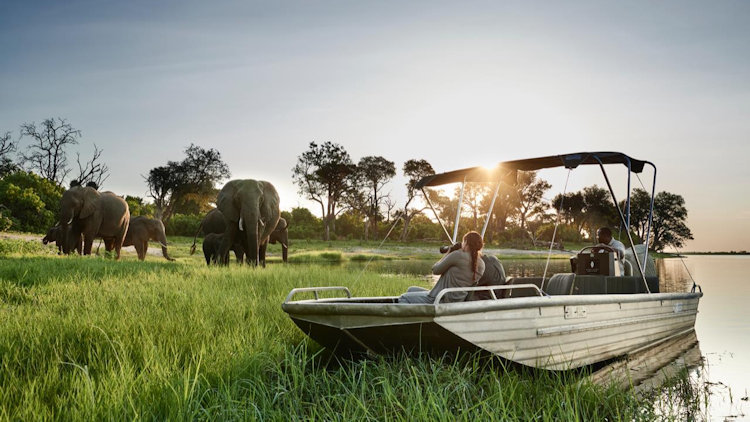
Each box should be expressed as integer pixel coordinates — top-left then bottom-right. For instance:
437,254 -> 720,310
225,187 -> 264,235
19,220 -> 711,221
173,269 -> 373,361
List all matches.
481,179 -> 503,238
452,177 -> 466,243
643,162 -> 657,275
541,169 -> 571,290
595,157 -> 650,293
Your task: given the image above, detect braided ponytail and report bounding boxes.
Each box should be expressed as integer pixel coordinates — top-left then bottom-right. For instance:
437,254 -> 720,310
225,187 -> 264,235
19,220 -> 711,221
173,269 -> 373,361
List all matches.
463,231 -> 484,282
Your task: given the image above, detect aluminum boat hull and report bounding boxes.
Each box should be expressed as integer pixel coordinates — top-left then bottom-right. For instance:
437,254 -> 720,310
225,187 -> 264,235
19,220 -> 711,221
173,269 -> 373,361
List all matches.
283,292 -> 702,370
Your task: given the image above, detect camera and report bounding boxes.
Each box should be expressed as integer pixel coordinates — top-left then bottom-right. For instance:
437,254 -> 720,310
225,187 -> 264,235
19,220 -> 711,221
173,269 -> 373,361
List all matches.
439,242 -> 462,254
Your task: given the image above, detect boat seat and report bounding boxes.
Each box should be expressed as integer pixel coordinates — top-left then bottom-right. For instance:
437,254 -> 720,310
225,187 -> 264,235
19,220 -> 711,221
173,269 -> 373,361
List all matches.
545,273 -> 576,295
505,277 -> 547,298
466,259 -> 508,301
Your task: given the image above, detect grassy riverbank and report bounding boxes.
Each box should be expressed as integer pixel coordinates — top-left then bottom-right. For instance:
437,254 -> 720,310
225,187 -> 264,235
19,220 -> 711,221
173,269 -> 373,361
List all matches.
0,237 -> 695,420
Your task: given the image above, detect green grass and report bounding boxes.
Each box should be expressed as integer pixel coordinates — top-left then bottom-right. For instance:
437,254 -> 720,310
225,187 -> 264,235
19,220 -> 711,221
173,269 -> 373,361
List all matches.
0,237 -> 697,420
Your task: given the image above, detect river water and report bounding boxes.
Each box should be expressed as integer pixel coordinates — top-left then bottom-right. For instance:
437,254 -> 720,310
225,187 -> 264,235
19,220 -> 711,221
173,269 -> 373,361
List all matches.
344,255 -> 750,420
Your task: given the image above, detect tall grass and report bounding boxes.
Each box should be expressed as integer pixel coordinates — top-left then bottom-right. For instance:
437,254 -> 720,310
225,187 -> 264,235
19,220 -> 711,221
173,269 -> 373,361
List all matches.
0,239 -> 693,420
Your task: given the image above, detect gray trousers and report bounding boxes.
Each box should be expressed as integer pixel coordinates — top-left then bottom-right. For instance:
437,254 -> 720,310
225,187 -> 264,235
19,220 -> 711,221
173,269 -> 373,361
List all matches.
398,286 -> 434,304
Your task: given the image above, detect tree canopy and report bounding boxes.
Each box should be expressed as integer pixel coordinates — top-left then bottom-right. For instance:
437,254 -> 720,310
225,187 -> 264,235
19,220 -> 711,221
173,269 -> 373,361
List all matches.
292,141 -> 358,241
145,144 -> 230,221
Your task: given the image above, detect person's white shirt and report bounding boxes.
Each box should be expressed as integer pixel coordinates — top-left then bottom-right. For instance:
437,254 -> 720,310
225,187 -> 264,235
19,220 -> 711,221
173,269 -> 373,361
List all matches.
608,238 -> 626,275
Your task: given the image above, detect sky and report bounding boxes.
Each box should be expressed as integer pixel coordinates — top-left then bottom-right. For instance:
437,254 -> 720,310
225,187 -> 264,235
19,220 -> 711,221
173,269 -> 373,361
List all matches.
1,0 -> 748,252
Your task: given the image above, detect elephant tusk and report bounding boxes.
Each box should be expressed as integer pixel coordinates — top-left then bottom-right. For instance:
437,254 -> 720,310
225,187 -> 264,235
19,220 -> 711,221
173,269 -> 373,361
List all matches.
280,242 -> 288,249
259,219 -> 265,228
67,216 -> 74,224
239,217 -> 244,231
160,242 -> 168,248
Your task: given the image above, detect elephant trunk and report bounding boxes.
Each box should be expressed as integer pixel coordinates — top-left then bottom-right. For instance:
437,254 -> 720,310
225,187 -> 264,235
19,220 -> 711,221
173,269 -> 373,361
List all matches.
157,223 -> 175,261
282,242 -> 288,263
242,209 -> 259,266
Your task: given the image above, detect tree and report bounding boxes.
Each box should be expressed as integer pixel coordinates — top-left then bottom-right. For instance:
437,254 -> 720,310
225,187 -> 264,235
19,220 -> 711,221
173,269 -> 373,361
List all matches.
18,118 -> 82,185
481,181 -> 518,244
455,183 -> 491,232
125,195 -> 155,218
398,159 -> 435,241
145,144 -> 230,221
514,171 -> 551,232
283,207 -> 323,239
292,142 -> 358,241
552,191 -> 586,236
621,188 -> 651,241
0,131 -> 19,177
357,156 -> 396,239
628,190 -> 693,251
73,144 -> 110,188
581,185 -> 618,238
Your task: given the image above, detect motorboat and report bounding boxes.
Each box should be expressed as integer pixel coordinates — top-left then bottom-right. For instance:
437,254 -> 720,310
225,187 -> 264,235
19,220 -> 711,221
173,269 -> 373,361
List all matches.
282,152 -> 702,370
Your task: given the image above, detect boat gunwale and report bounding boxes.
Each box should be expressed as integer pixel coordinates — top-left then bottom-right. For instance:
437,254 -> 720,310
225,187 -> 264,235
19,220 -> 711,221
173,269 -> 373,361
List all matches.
282,291 -> 702,317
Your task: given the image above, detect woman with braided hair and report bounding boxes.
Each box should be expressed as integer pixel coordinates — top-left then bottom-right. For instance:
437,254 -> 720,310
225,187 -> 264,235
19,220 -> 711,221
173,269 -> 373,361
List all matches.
399,231 -> 485,304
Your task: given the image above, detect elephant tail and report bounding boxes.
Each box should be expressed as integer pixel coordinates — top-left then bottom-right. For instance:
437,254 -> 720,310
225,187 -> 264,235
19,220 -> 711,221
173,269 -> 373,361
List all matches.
189,220 -> 205,255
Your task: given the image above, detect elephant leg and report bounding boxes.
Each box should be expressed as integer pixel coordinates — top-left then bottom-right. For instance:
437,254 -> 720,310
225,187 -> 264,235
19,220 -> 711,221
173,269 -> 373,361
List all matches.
113,222 -> 128,261
259,242 -> 268,268
233,244 -> 244,264
135,242 -> 145,260
83,235 -> 95,255
218,224 -> 238,266
143,242 -> 149,260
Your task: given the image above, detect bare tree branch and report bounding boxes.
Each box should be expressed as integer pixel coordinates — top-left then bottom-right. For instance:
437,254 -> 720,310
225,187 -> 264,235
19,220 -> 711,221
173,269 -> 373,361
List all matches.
75,144 -> 110,188
18,118 -> 81,185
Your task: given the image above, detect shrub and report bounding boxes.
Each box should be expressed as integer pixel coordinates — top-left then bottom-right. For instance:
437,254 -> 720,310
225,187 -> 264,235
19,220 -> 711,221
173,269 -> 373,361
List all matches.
165,213 -> 202,236
0,171 -> 63,233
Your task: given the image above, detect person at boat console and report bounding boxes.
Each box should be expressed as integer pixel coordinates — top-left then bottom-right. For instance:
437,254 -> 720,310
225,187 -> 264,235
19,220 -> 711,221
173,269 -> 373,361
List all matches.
596,227 -> 626,274
398,231 -> 486,304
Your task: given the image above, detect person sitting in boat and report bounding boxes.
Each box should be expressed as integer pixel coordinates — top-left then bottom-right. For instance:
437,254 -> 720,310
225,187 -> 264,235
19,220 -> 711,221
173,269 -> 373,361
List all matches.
399,231 -> 485,304
438,242 -> 506,300
596,227 -> 626,274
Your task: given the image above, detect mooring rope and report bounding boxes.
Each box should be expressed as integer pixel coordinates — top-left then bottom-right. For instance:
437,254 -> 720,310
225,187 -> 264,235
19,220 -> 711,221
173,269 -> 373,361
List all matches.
541,169 -> 572,290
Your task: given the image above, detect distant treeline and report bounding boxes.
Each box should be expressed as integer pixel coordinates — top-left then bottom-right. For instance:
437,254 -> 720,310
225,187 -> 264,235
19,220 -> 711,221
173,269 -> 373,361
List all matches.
0,119 -> 694,252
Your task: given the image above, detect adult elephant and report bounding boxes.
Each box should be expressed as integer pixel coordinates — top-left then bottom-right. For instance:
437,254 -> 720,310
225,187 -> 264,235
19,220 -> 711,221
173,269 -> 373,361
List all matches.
123,216 -> 174,261
190,210 -> 289,264
216,179 -> 280,267
59,185 -> 130,259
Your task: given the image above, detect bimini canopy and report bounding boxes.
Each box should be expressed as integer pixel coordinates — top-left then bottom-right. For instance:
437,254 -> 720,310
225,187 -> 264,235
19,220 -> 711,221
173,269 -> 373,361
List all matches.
415,151 -> 650,188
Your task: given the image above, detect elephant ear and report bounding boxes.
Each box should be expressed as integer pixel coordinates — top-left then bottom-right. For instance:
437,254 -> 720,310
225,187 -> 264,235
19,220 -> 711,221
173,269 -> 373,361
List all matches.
79,187 -> 100,219
275,217 -> 288,231
217,186 -> 240,222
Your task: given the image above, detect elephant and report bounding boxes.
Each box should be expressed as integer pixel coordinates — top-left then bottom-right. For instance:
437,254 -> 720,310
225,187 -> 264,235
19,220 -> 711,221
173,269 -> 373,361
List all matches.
202,232 -> 231,265
42,225 -> 82,254
59,185 -> 130,259
268,217 -> 289,262
190,208 -> 247,264
216,179 -> 280,267
190,209 -> 289,264
123,216 -> 174,261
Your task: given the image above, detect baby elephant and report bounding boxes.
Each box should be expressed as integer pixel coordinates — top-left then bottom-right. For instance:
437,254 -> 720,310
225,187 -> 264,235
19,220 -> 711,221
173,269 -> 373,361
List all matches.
43,225 -> 82,254
123,216 -> 174,261
202,233 -> 245,265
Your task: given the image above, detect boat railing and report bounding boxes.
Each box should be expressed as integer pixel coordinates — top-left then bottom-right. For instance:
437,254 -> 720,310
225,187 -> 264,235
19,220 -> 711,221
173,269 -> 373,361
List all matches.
284,286 -> 352,303
434,284 -> 547,304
